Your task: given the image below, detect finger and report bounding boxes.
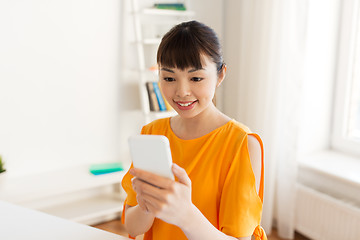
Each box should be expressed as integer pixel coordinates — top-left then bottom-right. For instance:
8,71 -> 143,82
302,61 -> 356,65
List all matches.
132,177 -> 167,201
136,195 -> 148,212
134,183 -> 152,213
172,163 -> 191,187
130,168 -> 173,189
139,199 -> 156,215
131,177 -> 140,193
141,193 -> 165,215
137,192 -> 157,216
133,178 -> 155,197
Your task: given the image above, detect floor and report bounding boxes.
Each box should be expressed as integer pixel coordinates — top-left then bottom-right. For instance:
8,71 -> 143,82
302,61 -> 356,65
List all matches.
92,219 -> 311,240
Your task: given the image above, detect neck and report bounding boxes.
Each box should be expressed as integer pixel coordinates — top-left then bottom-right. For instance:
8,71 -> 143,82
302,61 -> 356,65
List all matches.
172,104 -> 230,140
180,103 -> 218,126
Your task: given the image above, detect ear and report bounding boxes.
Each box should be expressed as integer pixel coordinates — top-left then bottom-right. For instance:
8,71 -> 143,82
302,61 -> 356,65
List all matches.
217,64 -> 226,87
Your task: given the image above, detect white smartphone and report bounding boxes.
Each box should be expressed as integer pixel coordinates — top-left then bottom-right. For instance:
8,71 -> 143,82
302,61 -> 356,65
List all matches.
128,135 -> 174,180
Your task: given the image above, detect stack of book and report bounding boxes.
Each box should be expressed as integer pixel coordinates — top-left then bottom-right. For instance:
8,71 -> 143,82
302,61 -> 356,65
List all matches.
153,3 -> 186,11
146,81 -> 173,112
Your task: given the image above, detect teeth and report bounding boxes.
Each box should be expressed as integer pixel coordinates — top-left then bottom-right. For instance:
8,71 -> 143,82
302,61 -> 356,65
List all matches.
178,102 -> 193,107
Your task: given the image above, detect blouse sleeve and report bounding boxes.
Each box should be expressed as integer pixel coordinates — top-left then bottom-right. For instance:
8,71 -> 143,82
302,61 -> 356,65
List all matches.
121,164 -> 137,207
219,133 -> 264,238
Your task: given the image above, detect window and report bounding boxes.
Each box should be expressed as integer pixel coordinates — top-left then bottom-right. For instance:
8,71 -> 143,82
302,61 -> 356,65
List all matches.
348,15 -> 360,139
332,0 -> 360,157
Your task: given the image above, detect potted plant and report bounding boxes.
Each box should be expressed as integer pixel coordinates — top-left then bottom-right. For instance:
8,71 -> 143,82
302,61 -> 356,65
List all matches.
0,155 -> 6,185
0,155 -> 6,174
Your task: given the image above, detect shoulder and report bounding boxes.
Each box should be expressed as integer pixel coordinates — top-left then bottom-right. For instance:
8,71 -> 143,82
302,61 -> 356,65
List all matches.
228,120 -> 262,146
229,120 -> 252,134
141,117 -> 170,135
217,120 -> 255,157
226,120 -> 252,144
226,121 -> 263,165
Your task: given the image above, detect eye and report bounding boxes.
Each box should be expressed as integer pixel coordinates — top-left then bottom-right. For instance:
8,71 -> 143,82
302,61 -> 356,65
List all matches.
191,77 -> 203,82
163,77 -> 175,82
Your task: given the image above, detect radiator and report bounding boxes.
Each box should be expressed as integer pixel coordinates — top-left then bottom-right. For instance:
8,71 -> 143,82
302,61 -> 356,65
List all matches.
296,184 -> 360,240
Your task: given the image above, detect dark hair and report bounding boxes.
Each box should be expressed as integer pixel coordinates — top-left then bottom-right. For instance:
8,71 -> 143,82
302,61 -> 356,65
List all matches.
157,21 -> 224,72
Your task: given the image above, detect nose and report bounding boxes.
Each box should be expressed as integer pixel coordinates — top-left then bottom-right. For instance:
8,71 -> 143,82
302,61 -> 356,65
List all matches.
176,80 -> 191,98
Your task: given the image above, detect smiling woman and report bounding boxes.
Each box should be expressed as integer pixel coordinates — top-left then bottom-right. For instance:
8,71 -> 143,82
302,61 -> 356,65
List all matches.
121,21 -> 267,240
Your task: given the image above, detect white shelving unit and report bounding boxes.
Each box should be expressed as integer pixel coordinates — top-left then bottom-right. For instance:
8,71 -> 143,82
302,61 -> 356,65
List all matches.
142,7 -> 195,16
128,0 -> 195,124
41,193 -> 123,225
0,163 -> 129,225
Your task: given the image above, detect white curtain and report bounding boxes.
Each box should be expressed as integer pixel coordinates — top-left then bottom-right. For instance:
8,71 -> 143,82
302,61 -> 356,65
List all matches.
223,0 -> 308,238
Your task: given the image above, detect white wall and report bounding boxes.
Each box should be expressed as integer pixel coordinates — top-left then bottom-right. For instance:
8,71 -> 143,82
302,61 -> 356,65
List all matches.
0,0 -> 224,177
0,0 -> 122,176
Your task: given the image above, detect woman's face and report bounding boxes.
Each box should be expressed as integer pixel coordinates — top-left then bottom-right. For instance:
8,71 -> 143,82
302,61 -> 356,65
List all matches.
159,55 -> 225,119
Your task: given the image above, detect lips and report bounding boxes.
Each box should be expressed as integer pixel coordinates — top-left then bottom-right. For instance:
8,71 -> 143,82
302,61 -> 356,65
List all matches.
174,100 -> 198,110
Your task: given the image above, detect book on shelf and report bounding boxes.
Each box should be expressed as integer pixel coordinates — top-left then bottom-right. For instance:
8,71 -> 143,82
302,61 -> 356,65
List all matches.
89,162 -> 124,175
158,82 -> 173,111
154,3 -> 186,11
152,82 -> 167,111
146,82 -> 160,111
146,81 -> 173,112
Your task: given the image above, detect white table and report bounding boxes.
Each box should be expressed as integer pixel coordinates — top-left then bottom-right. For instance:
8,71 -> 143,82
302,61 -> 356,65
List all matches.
0,200 -> 130,240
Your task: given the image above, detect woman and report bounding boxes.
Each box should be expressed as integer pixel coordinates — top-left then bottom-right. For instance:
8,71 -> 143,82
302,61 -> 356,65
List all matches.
121,20 -> 267,240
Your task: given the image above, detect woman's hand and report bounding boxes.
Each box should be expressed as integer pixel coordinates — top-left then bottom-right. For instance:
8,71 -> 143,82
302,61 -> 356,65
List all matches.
130,163 -> 194,228
130,164 -> 247,240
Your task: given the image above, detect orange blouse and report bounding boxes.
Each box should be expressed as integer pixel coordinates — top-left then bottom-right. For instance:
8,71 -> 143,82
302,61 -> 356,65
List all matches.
121,118 -> 267,240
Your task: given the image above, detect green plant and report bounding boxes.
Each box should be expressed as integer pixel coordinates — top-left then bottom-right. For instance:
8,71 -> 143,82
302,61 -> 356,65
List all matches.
0,155 -> 6,174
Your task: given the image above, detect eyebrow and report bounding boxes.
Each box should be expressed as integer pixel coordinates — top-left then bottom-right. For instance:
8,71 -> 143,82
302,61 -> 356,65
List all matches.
160,67 -> 175,73
160,67 -> 205,73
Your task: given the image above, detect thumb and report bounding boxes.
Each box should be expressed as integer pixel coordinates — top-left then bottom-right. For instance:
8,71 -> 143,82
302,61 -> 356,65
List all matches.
172,163 -> 191,187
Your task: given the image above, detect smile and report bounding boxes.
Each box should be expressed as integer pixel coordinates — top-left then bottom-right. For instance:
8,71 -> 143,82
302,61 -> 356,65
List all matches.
174,100 -> 198,109
178,102 -> 193,107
